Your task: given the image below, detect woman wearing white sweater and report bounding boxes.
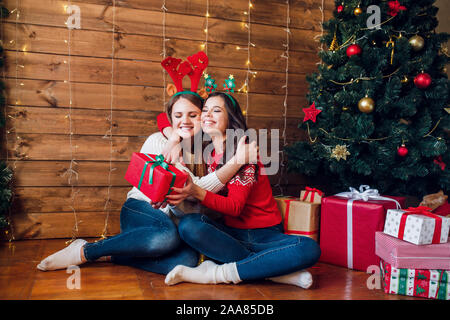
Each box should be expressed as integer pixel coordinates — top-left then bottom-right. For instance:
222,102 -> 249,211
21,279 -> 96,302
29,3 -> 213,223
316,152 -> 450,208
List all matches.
36,93 -> 256,274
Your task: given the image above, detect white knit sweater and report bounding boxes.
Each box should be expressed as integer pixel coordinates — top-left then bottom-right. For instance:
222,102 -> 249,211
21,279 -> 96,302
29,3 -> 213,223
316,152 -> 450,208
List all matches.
126,132 -> 224,216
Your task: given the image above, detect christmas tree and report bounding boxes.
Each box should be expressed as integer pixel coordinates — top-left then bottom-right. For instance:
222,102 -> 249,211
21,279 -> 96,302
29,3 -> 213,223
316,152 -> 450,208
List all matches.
286,0 -> 449,197
0,2 -> 12,228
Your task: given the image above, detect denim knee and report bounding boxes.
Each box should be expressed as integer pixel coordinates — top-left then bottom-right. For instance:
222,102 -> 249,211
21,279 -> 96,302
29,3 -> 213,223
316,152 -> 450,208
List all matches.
297,237 -> 321,268
139,224 -> 180,256
178,213 -> 204,243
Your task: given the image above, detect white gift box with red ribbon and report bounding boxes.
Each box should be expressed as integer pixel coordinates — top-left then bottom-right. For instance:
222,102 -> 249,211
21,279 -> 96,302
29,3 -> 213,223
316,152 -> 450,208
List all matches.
383,207 -> 450,245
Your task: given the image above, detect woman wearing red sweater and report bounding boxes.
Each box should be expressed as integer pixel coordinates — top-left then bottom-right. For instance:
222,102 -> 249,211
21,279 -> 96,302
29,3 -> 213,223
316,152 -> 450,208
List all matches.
158,91 -> 321,288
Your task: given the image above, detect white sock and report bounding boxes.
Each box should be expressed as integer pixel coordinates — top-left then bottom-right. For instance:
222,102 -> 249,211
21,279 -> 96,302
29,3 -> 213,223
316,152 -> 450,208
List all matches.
37,239 -> 87,271
165,260 -> 241,285
268,270 -> 313,289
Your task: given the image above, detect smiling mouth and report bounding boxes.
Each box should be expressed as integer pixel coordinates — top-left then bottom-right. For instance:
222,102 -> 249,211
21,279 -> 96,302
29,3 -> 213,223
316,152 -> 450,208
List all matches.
202,120 -> 216,125
179,126 -> 194,131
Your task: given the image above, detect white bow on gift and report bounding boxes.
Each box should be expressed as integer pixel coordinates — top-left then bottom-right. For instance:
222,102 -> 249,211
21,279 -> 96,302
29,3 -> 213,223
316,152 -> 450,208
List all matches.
334,185 -> 401,269
335,185 -> 401,209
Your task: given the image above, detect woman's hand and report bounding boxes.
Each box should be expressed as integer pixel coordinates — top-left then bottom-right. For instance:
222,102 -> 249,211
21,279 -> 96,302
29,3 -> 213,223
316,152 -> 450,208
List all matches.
166,173 -> 206,205
151,201 -> 168,210
235,135 -> 258,165
162,131 -> 183,164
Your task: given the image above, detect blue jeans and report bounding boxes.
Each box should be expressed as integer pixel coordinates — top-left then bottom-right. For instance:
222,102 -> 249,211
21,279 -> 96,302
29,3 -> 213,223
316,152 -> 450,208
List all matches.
178,213 -> 321,280
83,198 -> 198,275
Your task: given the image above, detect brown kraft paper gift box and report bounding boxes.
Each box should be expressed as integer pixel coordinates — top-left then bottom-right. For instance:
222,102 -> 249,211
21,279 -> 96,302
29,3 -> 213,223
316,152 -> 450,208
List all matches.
274,196 -> 320,242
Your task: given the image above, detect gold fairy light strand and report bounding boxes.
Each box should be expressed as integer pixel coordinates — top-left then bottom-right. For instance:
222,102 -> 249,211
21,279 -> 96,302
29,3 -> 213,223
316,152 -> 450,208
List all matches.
63,0 -> 79,245
161,1 -> 168,109
275,0 -> 290,195
11,3 -> 21,172
244,1 -> 253,121
100,0 -> 117,240
328,68 -> 400,85
319,0 -> 324,53
202,0 -> 209,54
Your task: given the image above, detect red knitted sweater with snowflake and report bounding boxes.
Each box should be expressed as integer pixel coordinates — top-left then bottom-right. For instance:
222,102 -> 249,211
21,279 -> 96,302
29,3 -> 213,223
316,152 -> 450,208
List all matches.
202,151 -> 282,229
157,112 -> 281,229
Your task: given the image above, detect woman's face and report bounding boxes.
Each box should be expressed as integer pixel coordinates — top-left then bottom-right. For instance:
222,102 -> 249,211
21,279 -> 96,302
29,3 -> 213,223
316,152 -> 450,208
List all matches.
171,97 -> 202,139
201,95 -> 229,137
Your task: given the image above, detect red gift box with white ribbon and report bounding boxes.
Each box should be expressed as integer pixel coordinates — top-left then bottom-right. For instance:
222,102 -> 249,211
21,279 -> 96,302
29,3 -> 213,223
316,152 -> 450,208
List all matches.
319,185 -> 406,271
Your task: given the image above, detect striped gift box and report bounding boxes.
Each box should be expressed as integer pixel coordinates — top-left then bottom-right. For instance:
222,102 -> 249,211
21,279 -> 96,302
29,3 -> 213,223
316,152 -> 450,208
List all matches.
380,260 -> 450,300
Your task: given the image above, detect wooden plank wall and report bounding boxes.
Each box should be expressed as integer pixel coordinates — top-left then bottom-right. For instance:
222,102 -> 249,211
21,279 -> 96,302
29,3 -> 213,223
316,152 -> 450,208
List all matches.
2,0 -> 333,239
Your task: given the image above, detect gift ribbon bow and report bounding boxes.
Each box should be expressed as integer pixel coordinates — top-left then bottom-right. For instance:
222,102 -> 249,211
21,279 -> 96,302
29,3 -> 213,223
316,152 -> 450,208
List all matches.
335,185 -> 402,208
302,187 -> 323,203
138,154 -> 176,197
398,206 -> 443,244
335,185 -> 401,269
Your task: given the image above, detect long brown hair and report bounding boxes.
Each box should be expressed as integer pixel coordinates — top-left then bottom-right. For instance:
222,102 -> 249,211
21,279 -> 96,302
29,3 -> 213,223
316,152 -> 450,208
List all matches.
206,92 -> 258,180
165,93 -> 206,178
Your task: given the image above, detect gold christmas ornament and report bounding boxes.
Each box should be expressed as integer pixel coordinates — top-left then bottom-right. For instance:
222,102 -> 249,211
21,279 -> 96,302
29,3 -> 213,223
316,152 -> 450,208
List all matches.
386,36 -> 395,65
354,6 -> 363,16
408,35 -> 425,52
329,28 -> 339,52
331,145 -> 351,161
358,96 -> 375,113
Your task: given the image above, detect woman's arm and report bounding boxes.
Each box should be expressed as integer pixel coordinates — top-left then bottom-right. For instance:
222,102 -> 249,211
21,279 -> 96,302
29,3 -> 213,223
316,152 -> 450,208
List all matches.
169,165 -> 256,217
157,113 -> 172,139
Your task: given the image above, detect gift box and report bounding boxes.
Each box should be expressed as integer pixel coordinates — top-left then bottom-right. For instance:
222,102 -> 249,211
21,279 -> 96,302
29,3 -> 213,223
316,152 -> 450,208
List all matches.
300,187 -> 323,204
125,153 -> 188,203
375,231 -> 450,269
274,196 -> 320,241
319,185 -> 405,271
383,207 -> 450,245
434,201 -> 450,217
380,260 -> 450,300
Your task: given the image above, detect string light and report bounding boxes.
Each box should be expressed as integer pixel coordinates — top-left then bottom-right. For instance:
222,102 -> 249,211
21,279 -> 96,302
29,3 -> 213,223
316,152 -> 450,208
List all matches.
243,1 -> 255,120
274,0 -> 290,196
99,0 -> 117,241
161,1 -> 168,109
203,0 -> 209,55
63,0 -> 79,245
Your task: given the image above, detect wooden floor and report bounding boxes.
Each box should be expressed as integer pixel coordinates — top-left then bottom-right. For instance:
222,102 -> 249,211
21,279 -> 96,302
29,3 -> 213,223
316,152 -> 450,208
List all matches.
0,239 -> 421,300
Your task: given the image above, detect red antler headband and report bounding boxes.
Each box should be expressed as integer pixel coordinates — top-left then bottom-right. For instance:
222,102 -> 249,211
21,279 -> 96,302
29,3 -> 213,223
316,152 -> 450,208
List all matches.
161,51 -> 209,100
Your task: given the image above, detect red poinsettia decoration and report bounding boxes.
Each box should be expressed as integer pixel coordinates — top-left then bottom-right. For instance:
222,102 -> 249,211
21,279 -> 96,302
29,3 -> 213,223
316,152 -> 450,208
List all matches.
387,1 -> 407,17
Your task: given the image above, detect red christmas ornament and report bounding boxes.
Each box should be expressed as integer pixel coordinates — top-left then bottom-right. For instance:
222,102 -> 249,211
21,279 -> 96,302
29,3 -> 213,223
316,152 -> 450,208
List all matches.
414,72 -> 432,89
337,4 -> 344,13
397,144 -> 408,157
346,44 -> 362,57
302,102 -> 322,123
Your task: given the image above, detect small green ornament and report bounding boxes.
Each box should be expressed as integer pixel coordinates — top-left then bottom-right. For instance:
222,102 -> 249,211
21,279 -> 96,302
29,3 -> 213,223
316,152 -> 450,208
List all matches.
224,75 -> 236,93
204,73 -> 217,93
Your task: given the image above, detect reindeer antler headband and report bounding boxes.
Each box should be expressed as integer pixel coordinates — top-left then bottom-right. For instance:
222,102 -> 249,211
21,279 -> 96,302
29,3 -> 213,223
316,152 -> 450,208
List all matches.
161,51 -> 209,100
